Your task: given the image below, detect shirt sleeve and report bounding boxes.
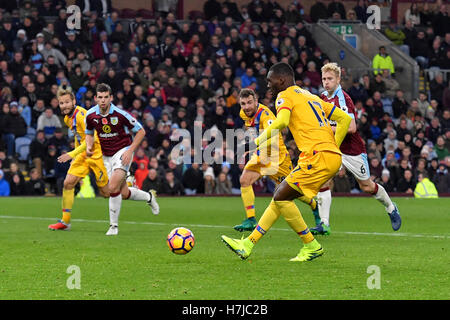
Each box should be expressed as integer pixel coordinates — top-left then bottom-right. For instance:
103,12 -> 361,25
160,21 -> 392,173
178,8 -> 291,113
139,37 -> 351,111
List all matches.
123,111 -> 143,133
344,95 -> 357,120
275,93 -> 293,114
85,114 -> 95,135
336,90 -> 354,119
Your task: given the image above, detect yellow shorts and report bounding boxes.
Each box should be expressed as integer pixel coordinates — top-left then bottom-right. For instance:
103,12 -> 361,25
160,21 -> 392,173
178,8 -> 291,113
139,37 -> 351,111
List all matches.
67,154 -> 108,188
286,150 -> 342,199
244,152 -> 293,185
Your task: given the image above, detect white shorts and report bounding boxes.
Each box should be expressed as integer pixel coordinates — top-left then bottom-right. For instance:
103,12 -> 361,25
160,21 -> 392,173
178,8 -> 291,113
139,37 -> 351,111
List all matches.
341,153 -> 370,181
103,146 -> 133,178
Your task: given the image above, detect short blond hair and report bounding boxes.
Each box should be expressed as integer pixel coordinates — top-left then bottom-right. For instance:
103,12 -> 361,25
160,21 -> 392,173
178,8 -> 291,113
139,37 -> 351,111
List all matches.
56,88 -> 75,100
321,62 -> 341,79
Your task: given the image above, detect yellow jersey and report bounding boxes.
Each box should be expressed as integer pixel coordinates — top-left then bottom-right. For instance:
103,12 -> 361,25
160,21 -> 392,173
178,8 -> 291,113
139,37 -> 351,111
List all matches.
64,106 -> 102,159
275,85 -> 341,155
240,103 -> 288,157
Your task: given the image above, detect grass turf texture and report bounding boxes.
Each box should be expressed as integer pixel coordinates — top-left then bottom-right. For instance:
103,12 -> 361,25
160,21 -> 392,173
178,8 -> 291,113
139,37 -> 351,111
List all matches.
0,196 -> 448,300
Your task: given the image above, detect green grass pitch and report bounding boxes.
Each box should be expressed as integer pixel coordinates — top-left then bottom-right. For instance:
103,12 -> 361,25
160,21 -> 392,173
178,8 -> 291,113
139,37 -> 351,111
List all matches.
0,196 -> 448,300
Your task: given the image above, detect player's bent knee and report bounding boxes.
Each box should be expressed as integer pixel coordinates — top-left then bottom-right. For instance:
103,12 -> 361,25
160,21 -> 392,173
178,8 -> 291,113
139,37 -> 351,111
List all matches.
63,179 -> 76,190
99,187 -> 110,198
240,176 -> 251,188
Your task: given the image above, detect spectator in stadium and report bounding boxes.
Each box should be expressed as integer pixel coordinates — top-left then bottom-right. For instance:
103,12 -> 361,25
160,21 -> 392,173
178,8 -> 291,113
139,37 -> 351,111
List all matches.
285,3 -> 303,24
433,163 -> 450,193
332,167 -> 351,193
431,4 -> 450,37
5,161 -> 24,186
434,135 -> 449,160
203,165 -> 215,195
372,46 -> 395,76
429,73 -> 446,106
37,108 -> 62,139
2,102 -> 27,157
160,170 -> 184,196
384,20 -> 406,47
40,41 -> 67,68
304,61 -> 321,89
8,171 -> 26,196
397,169 -> 415,194
369,75 -> 386,97
348,79 -> 368,105
203,0 -> 221,21
47,127 -> 69,154
25,167 -> 46,195
214,171 -> 232,195
182,163 -> 204,195
380,169 -> 395,193
353,0 -> 368,23
134,161 -> 149,190
142,168 -> 162,194
309,1 -> 328,22
410,31 -> 430,69
327,0 -> 345,20
404,3 -> 421,26
380,70 -> 399,99
0,169 -> 10,196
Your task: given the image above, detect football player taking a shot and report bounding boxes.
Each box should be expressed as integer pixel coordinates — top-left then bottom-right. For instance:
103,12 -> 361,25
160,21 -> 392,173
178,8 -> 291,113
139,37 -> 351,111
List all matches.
222,62 -> 352,261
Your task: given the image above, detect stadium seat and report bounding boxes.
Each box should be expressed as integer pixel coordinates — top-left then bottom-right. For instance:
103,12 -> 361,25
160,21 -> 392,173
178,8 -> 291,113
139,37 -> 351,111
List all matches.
137,9 -> 153,19
120,8 -> 136,19
188,10 -> 204,20
15,136 -> 32,161
26,126 -> 36,140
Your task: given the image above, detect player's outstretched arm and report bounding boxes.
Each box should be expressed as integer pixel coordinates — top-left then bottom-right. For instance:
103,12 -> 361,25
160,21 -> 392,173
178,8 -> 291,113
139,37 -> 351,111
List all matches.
328,107 -> 352,148
57,141 -> 87,163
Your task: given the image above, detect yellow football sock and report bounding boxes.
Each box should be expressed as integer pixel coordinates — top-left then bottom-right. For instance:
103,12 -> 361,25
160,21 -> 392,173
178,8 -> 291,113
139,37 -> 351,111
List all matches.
276,200 -> 314,244
298,195 -> 317,210
241,185 -> 256,218
248,200 -> 280,244
62,188 -> 75,224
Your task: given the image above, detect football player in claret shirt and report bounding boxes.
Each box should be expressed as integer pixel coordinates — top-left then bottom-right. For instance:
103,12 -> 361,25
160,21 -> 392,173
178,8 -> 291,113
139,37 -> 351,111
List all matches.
85,83 -> 159,236
235,88 -> 318,232
48,89 -> 110,231
313,63 -> 401,235
222,62 -> 351,262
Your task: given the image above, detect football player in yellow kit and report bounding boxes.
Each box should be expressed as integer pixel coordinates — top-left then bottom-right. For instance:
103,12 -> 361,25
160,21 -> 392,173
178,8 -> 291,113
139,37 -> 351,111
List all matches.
48,89 -> 109,231
235,88 -> 318,232
222,62 -> 351,261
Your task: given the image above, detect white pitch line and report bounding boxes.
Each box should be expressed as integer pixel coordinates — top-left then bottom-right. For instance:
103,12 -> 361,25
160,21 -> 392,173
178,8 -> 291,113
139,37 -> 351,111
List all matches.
0,215 -> 449,239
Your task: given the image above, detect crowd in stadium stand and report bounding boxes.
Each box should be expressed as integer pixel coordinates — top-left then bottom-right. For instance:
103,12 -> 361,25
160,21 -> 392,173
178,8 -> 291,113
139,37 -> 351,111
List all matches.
0,0 -> 449,198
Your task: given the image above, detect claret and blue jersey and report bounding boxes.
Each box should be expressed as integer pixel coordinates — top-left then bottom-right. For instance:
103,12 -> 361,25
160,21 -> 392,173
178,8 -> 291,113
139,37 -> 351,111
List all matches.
85,103 -> 143,157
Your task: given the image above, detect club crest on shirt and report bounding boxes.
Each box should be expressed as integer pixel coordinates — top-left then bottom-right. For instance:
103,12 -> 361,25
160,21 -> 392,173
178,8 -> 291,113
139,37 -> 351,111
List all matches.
276,98 -> 284,106
111,117 -> 118,125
